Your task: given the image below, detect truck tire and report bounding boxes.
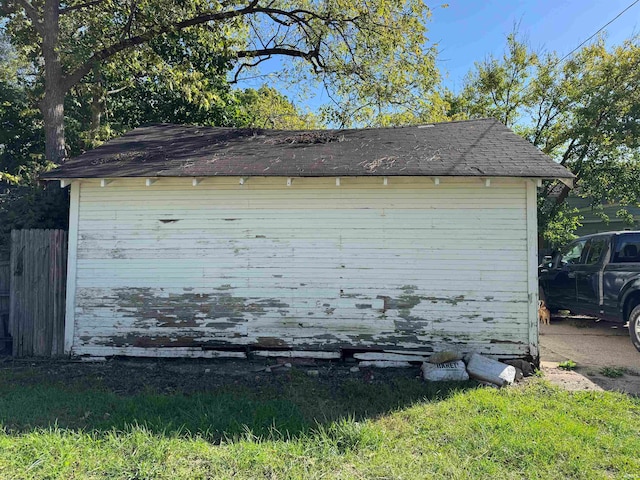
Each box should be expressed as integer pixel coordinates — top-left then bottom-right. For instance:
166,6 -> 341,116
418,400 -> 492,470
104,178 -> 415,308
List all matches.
629,305 -> 640,352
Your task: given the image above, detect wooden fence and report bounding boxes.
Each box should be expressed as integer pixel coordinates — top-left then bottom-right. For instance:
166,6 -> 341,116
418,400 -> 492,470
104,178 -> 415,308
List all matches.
9,229 -> 68,357
0,261 -> 9,354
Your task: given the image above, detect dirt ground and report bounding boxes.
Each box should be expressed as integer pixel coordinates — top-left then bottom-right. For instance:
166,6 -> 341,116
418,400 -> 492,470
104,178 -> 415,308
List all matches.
1,315 -> 638,396
0,356 -> 422,396
540,315 -> 640,395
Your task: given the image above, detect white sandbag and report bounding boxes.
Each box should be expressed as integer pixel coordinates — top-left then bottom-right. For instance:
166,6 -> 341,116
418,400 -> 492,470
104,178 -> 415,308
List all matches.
464,353 -> 516,386
427,350 -> 463,364
421,360 -> 469,381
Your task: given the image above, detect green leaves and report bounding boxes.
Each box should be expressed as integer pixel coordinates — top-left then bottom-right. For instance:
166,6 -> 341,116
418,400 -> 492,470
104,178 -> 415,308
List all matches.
450,33 -> 640,245
4,0 -> 441,141
235,86 -> 320,129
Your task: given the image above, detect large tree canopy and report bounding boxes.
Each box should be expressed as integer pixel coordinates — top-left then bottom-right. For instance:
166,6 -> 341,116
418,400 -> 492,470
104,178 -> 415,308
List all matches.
0,0 -> 438,162
0,21 -> 321,257
443,34 -> 640,245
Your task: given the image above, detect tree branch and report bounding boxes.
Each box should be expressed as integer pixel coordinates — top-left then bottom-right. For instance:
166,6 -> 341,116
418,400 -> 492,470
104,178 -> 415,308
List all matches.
559,138 -> 577,167
231,55 -> 273,84
62,0 -> 261,92
236,47 -> 316,60
13,0 -> 44,35
120,0 -> 137,40
61,0 -> 353,94
106,85 -> 128,95
59,0 -> 105,14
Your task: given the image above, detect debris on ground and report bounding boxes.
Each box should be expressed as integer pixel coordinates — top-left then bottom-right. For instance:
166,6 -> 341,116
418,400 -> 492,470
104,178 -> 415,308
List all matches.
513,367 -> 524,382
558,359 -> 577,370
419,353 -> 519,386
503,359 -> 535,377
421,360 -> 469,382
427,351 -> 463,364
464,353 -> 516,386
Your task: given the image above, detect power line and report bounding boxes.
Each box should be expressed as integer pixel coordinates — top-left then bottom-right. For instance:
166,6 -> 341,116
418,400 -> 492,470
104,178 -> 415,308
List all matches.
557,0 -> 640,64
490,0 -> 639,116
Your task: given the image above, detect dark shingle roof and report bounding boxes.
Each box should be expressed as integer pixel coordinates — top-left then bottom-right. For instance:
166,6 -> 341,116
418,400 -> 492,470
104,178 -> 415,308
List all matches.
41,119 -> 573,180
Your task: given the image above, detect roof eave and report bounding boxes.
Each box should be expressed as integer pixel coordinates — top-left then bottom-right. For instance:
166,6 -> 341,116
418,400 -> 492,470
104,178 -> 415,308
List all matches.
43,173 -> 576,183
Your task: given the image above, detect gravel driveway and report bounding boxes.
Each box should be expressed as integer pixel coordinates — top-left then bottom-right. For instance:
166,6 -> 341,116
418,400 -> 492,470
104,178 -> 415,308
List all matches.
540,316 -> 640,395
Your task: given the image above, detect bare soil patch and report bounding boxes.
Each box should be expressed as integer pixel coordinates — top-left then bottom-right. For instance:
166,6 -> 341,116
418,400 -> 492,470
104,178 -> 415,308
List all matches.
0,356 -> 421,397
540,316 -> 640,395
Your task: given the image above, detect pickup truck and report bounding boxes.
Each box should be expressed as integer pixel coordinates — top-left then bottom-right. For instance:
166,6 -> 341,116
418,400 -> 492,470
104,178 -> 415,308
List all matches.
539,231 -> 640,352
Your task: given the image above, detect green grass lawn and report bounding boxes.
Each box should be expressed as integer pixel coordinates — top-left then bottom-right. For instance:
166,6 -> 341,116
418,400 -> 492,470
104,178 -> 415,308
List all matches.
0,362 -> 639,479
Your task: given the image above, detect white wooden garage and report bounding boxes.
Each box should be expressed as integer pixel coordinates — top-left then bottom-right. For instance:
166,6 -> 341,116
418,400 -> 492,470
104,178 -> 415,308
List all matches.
42,119 -> 573,362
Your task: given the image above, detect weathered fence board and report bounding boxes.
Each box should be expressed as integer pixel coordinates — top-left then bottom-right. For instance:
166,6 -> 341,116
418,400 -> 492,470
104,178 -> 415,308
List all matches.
9,229 -> 68,357
0,260 -> 9,354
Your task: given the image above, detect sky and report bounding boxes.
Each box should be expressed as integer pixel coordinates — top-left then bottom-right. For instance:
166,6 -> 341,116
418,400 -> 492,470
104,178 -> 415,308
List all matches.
432,0 -> 639,92
238,0 -> 640,113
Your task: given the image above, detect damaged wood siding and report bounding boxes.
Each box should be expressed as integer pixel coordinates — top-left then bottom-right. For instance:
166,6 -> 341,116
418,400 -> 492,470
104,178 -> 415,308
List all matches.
71,177 -> 532,358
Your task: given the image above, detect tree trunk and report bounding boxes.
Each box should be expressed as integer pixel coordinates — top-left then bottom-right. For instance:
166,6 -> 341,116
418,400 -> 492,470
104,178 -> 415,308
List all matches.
42,88 -> 66,163
41,0 -> 67,164
90,64 -> 103,145
90,92 -> 102,143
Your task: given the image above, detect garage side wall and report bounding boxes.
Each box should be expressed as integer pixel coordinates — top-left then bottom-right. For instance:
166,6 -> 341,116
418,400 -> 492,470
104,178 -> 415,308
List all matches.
69,177 -> 534,358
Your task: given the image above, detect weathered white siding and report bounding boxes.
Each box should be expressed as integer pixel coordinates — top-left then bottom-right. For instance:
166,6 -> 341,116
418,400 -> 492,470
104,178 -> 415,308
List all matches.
68,176 -> 537,359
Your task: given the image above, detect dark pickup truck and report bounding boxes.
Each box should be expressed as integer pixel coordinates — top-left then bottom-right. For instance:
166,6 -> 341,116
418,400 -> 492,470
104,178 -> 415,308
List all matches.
539,231 -> 640,352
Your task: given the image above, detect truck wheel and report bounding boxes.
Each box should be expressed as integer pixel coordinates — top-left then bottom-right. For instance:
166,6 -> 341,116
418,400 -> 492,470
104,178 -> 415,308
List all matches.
629,305 -> 640,352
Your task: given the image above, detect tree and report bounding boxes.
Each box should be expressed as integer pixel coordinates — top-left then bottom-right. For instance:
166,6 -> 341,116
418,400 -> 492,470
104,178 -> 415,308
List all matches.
447,34 -> 640,245
0,44 -> 68,258
1,0 -> 437,163
0,28 -> 320,258
235,86 -> 320,129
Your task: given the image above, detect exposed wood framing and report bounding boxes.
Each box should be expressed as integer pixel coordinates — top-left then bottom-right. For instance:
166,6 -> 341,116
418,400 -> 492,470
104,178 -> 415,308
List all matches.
359,360 -> 412,368
382,349 -> 440,356
353,352 -> 429,362
253,350 -> 340,359
77,346 -> 247,358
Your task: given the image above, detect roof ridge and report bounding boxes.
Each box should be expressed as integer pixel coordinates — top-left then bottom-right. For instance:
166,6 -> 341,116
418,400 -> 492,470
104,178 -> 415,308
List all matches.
132,117 -> 500,134
40,119 -> 573,181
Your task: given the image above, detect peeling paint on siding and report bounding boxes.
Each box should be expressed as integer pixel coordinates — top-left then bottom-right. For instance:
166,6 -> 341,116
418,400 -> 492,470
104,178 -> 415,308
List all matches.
71,178 -> 534,358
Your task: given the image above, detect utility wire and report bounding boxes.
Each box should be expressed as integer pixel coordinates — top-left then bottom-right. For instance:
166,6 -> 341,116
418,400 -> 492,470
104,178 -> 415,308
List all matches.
557,0 -> 640,64
492,0 -> 640,115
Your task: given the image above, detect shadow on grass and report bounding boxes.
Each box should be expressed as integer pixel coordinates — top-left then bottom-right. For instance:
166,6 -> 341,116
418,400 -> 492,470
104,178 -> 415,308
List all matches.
0,360 -> 477,442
